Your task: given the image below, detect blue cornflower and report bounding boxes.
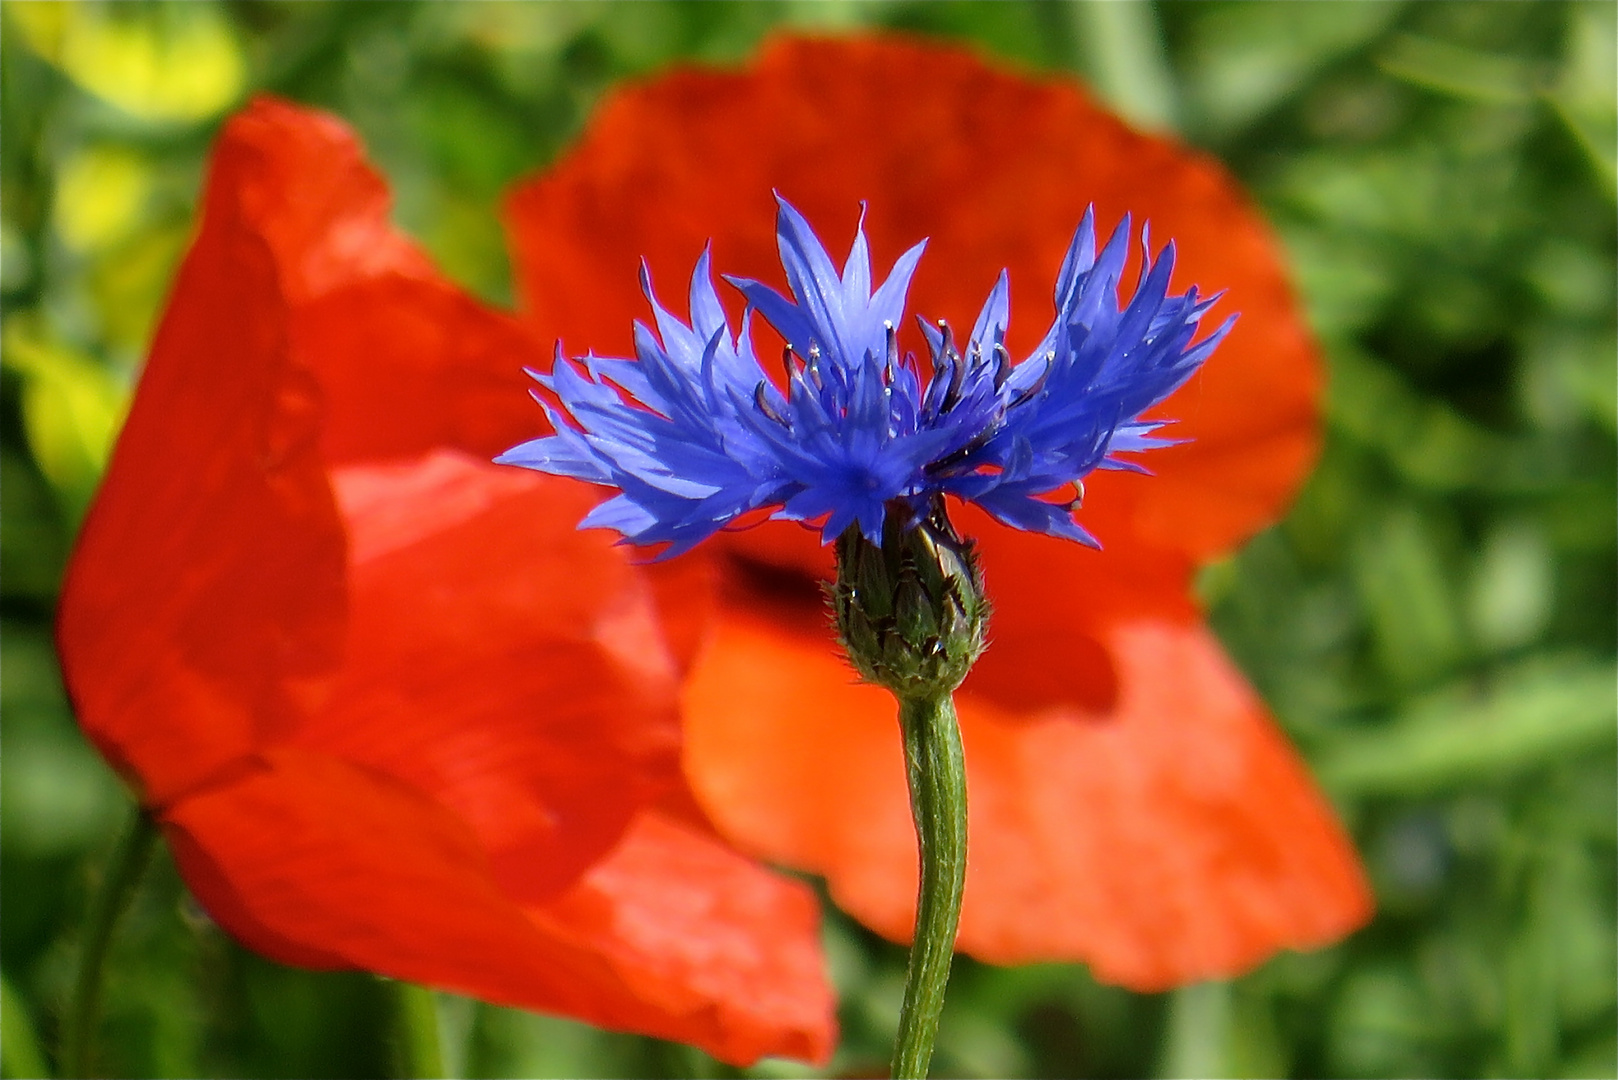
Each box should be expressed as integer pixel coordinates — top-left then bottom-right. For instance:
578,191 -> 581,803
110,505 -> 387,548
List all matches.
496,196 -> 1232,556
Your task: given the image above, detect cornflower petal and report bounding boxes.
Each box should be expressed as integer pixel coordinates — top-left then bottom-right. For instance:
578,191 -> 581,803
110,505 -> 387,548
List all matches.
967,270 -> 1011,357
505,184 -> 1220,550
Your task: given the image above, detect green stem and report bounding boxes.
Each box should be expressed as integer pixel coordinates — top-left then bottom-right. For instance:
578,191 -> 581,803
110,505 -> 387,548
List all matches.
1066,0 -> 1180,132
62,810 -> 159,1079
395,982 -> 446,1079
890,692 -> 968,1080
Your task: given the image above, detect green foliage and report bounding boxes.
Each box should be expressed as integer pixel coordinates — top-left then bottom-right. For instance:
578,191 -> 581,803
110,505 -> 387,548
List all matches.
2,2 -> 1612,1077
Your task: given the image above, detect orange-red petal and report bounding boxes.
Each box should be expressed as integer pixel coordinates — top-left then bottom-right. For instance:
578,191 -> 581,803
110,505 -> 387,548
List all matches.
164,749 -> 833,1065
58,124 -> 346,807
682,603 -> 1371,990
215,98 -> 546,464
296,451 -> 684,904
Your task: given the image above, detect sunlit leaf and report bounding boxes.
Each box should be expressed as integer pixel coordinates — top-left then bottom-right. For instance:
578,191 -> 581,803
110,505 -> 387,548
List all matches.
0,726 -> 123,856
1317,657 -> 1618,795
7,0 -> 243,124
1180,1 -> 1405,135
0,973 -> 49,1080
1377,34 -> 1548,104
1328,965 -> 1438,1077
1544,0 -> 1617,199
1,326 -> 129,522
53,145 -> 153,253
1067,0 -> 1179,132
1354,505 -> 1468,685
1469,520 -> 1555,653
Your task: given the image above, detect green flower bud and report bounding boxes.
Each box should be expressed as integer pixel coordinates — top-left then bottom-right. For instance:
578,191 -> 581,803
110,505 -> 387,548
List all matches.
832,499 -> 989,699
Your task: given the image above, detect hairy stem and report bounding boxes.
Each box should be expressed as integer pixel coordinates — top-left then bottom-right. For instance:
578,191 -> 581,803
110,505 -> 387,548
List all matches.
890,692 -> 968,1079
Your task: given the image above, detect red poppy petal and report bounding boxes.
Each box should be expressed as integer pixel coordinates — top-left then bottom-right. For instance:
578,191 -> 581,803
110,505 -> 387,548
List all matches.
682,607 -> 1371,990
205,100 -> 432,301
300,278 -> 546,466
287,451 -> 683,905
164,748 -> 834,1065
506,34 -> 1322,561
225,96 -> 544,463
955,502 -> 1195,716
66,96 -> 832,1059
682,606 -> 902,883
58,95 -> 517,807
532,808 -> 836,1066
197,102 -> 685,894
58,119 -> 347,808
957,619 -> 1372,988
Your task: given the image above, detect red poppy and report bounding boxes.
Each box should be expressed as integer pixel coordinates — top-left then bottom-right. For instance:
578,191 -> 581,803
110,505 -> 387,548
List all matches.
506,35 -> 1372,990
57,99 -> 834,1065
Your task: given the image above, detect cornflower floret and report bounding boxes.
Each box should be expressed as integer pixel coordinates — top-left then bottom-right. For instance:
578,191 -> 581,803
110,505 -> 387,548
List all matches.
497,195 -> 1233,555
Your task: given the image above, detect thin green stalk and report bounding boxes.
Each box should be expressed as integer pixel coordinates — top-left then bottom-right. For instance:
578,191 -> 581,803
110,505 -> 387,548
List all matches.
396,982 -> 446,1079
62,810 -> 159,1079
1066,0 -> 1180,132
890,692 -> 968,1080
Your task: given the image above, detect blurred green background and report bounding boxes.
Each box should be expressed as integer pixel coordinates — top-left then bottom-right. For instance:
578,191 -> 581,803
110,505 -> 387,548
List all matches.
1,2 -> 1613,1077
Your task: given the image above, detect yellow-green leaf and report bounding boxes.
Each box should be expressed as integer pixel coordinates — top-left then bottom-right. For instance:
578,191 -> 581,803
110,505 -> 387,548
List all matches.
2,327 -> 129,522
